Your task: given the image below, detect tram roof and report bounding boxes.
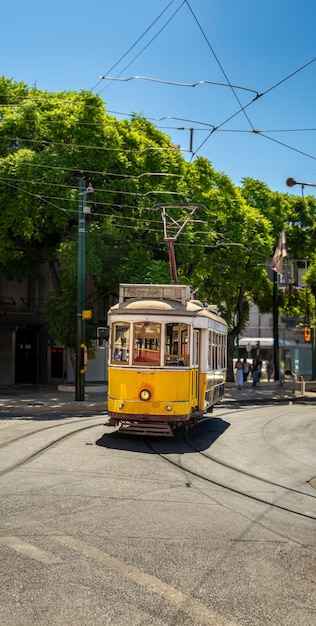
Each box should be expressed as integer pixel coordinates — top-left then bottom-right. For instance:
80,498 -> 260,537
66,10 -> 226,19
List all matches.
108,284 -> 227,327
108,297 -> 227,326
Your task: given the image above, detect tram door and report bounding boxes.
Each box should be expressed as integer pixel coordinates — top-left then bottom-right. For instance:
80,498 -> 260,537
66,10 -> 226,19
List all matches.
191,329 -> 200,407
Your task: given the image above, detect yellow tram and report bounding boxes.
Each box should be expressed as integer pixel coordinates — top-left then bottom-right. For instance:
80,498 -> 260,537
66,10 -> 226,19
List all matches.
106,284 -> 227,436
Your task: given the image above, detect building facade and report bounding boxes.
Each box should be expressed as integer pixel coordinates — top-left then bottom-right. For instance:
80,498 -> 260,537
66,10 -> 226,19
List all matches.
0,271 -> 110,386
237,260 -> 314,378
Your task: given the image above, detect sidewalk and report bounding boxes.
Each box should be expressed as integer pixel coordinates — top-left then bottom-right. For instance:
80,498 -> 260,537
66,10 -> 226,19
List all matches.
0,384 -> 107,413
222,378 -> 316,405
0,378 -> 315,414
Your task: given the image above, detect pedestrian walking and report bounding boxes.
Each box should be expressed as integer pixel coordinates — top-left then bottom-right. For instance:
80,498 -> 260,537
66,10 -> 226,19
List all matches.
267,358 -> 274,382
252,359 -> 260,387
279,359 -> 285,385
242,358 -> 250,383
235,358 -> 244,390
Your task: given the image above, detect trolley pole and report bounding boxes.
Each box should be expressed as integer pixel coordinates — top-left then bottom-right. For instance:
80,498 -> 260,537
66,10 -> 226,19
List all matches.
160,204 -> 198,284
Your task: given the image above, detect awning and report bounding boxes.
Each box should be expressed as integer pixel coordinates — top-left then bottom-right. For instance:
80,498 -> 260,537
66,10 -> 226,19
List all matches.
237,337 -> 297,348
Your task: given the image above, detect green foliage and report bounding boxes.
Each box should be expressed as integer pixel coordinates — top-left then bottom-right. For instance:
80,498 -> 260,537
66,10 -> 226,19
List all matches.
0,78 -> 315,367
304,255 -> 316,298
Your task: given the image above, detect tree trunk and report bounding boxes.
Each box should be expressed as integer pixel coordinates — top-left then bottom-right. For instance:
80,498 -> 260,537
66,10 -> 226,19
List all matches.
227,331 -> 236,382
226,282 -> 247,382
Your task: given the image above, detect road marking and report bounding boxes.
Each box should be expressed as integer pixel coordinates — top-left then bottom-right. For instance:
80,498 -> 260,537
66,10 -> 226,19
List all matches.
33,523 -> 238,626
0,536 -> 62,564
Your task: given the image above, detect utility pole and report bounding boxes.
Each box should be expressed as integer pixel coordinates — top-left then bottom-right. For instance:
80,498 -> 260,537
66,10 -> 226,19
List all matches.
286,177 -> 316,380
75,179 -> 93,401
273,271 -> 280,382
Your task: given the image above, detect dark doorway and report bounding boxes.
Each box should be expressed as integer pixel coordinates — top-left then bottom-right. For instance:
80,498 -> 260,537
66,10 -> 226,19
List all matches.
15,329 -> 38,383
51,347 -> 64,378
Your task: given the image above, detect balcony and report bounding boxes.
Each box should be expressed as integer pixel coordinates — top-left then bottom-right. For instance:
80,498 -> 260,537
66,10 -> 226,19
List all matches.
0,296 -> 46,315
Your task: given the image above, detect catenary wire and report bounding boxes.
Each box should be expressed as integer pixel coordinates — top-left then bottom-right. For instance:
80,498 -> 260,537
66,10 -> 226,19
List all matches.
192,56 -> 316,157
0,176 -> 269,257
184,0 -> 255,133
99,75 -> 259,96
96,1 -> 186,96
91,0 -> 180,92
2,54 -> 316,183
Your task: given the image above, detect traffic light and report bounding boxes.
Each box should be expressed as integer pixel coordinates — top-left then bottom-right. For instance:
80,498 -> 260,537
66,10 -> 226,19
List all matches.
304,326 -> 311,342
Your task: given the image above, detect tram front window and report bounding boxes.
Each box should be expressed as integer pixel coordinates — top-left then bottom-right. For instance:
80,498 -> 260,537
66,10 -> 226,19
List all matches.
111,323 -> 130,363
165,323 -> 189,366
133,322 -> 161,365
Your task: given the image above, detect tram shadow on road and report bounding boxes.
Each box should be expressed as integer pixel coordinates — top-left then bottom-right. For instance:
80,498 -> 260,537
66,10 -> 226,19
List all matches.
95,417 -> 230,454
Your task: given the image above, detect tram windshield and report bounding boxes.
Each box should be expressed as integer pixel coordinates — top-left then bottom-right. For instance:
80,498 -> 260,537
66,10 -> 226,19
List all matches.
165,323 -> 189,366
133,322 -> 161,365
111,323 -> 130,363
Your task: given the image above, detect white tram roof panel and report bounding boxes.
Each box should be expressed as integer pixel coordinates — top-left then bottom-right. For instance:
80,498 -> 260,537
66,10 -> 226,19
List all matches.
109,285 -> 227,328
119,284 -> 192,305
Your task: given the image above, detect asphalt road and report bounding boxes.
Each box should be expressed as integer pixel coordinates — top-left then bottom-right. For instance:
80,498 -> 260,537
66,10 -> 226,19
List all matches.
0,403 -> 315,626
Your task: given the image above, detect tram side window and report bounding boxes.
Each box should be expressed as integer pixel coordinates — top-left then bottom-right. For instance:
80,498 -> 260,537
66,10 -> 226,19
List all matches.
111,323 -> 130,363
212,332 -> 219,370
133,322 -> 161,365
222,333 -> 227,369
165,323 -> 189,366
208,331 -> 213,369
208,330 -> 217,369
219,333 -> 226,369
209,332 -> 226,370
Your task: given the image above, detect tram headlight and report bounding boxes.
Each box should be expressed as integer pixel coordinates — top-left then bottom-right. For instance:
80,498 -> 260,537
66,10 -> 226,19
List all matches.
139,389 -> 151,401
166,405 -> 172,411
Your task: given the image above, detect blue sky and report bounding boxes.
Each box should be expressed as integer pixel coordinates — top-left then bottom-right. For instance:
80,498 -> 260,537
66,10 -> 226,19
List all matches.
2,0 -> 316,194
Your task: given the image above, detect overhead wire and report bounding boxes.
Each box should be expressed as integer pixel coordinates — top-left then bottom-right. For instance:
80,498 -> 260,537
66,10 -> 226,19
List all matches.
5,93 -> 316,135
192,56 -> 316,158
90,0 -> 178,91
0,175 -> 187,214
1,9 -> 315,271
1,6 -> 316,189
184,0 -> 256,136
95,0 -> 186,95
0,175 -> 275,266
99,75 -> 259,96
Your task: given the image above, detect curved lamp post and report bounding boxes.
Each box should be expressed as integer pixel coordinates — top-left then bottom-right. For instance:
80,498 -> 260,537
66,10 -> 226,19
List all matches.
286,177 -> 316,379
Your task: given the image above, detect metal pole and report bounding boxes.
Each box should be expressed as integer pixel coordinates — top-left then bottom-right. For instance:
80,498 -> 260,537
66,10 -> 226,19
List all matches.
312,298 -> 316,379
273,271 -> 280,381
75,179 -> 86,401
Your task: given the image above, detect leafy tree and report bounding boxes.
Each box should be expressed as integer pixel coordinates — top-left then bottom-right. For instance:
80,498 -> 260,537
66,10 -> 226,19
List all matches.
175,162 -> 274,379
1,79 -> 314,381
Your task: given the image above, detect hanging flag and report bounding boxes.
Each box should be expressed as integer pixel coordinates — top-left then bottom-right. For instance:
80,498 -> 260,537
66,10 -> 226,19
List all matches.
270,230 -> 287,276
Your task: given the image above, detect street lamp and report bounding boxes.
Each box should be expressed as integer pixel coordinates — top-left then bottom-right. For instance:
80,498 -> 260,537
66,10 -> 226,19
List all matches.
286,177 -> 316,380
286,177 -> 316,189
75,179 -> 93,401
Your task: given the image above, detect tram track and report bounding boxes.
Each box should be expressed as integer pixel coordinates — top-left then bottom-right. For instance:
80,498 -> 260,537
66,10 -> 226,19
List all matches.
184,429 -> 316,501
0,414 -> 106,450
145,430 -> 316,524
0,417 -> 106,477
